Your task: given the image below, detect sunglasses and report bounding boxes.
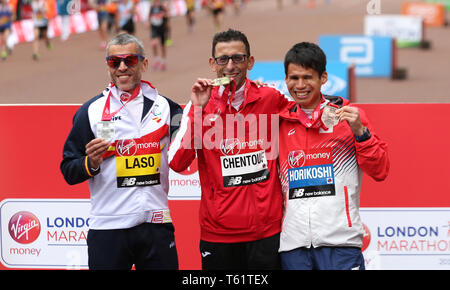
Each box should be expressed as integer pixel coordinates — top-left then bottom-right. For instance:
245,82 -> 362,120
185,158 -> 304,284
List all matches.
213,54 -> 247,66
106,54 -> 145,68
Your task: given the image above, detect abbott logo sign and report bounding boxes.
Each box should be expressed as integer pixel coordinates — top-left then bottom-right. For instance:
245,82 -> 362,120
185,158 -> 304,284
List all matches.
319,35 -> 394,78
340,37 -> 374,65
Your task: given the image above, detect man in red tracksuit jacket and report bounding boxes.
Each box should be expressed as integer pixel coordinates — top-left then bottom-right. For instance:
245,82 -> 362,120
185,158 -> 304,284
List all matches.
278,42 -> 390,270
168,29 -> 290,270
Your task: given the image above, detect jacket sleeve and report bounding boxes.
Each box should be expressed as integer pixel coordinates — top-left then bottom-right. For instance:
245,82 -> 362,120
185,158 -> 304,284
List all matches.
258,84 -> 293,114
168,102 -> 199,172
354,107 -> 390,182
276,89 -> 293,112
162,95 -> 184,141
60,102 -> 98,185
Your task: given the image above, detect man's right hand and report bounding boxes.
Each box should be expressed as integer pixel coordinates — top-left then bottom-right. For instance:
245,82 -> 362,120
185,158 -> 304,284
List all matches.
85,138 -> 110,169
191,78 -> 213,108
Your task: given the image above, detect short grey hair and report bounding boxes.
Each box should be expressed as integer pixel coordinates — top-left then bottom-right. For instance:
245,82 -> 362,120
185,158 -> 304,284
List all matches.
106,33 -> 145,56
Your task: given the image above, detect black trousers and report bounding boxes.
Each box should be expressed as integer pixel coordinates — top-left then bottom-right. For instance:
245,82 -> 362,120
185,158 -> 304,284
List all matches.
87,223 -> 178,270
199,233 -> 281,270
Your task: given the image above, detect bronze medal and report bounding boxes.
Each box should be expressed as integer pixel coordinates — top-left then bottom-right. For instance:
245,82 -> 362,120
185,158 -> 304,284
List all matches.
321,105 -> 339,129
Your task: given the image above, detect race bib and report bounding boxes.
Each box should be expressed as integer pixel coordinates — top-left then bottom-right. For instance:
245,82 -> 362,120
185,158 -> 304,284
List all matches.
219,137 -> 269,187
287,148 -> 335,199
114,135 -> 161,188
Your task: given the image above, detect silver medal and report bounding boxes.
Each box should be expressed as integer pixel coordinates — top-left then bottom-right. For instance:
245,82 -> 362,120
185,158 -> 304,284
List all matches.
97,121 -> 115,142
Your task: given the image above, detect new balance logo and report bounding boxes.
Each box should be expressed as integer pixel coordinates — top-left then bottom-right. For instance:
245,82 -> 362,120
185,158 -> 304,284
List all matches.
293,188 -> 305,198
227,176 -> 242,186
121,177 -> 136,187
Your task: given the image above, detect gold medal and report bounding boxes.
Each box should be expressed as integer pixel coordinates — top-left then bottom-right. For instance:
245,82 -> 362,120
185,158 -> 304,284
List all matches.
212,77 -> 231,86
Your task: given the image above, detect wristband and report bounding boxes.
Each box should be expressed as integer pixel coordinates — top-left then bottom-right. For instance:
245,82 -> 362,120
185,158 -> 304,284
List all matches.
86,156 -> 100,176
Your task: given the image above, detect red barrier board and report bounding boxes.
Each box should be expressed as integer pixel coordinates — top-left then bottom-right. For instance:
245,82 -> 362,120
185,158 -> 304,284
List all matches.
358,104 -> 450,207
0,103 -> 449,270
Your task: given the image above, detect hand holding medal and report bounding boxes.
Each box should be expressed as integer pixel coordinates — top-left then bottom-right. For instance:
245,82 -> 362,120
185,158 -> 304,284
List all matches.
85,138 -> 111,170
191,78 -> 214,108
335,105 -> 365,136
191,76 -> 233,108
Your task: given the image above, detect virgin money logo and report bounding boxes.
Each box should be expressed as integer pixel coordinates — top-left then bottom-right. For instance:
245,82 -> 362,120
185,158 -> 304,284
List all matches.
116,139 -> 137,156
220,138 -> 241,155
8,211 -> 41,244
362,223 -> 371,252
288,150 -> 305,168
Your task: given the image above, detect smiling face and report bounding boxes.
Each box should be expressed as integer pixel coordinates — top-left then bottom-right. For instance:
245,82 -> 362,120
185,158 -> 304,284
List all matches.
209,40 -> 255,90
285,63 -> 327,109
107,42 -> 148,93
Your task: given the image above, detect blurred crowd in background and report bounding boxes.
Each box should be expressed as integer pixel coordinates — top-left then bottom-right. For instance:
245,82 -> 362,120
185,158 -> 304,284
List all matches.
0,0 -> 252,63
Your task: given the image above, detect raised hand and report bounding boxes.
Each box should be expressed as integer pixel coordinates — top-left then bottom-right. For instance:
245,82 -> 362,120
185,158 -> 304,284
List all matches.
191,78 -> 213,108
336,106 -> 365,136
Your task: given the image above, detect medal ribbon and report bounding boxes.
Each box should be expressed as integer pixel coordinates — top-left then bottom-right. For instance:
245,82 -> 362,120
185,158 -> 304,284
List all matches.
222,78 -> 237,112
101,85 -> 141,121
212,78 -> 251,114
219,78 -> 251,111
295,95 -> 328,130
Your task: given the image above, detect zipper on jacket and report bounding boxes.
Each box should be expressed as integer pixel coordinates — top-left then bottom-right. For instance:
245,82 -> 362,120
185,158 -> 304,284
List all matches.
308,205 -> 313,246
305,127 -> 313,245
305,127 -> 309,148
344,186 -> 352,227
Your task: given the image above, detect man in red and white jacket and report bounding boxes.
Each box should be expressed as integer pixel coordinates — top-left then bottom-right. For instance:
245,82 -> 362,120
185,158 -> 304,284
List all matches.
168,29 -> 290,270
278,42 -> 389,270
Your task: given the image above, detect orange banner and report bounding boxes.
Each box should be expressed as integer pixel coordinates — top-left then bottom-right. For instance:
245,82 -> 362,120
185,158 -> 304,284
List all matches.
402,2 -> 446,27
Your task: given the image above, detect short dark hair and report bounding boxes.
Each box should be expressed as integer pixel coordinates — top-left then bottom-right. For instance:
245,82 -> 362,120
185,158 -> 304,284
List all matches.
284,42 -> 327,77
212,28 -> 251,57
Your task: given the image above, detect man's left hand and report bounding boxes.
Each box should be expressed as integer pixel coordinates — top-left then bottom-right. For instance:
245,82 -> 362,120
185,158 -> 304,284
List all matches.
336,106 -> 364,136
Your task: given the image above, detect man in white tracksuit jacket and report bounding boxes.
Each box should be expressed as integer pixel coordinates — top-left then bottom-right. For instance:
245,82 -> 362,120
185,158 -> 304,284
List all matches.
61,33 -> 182,270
